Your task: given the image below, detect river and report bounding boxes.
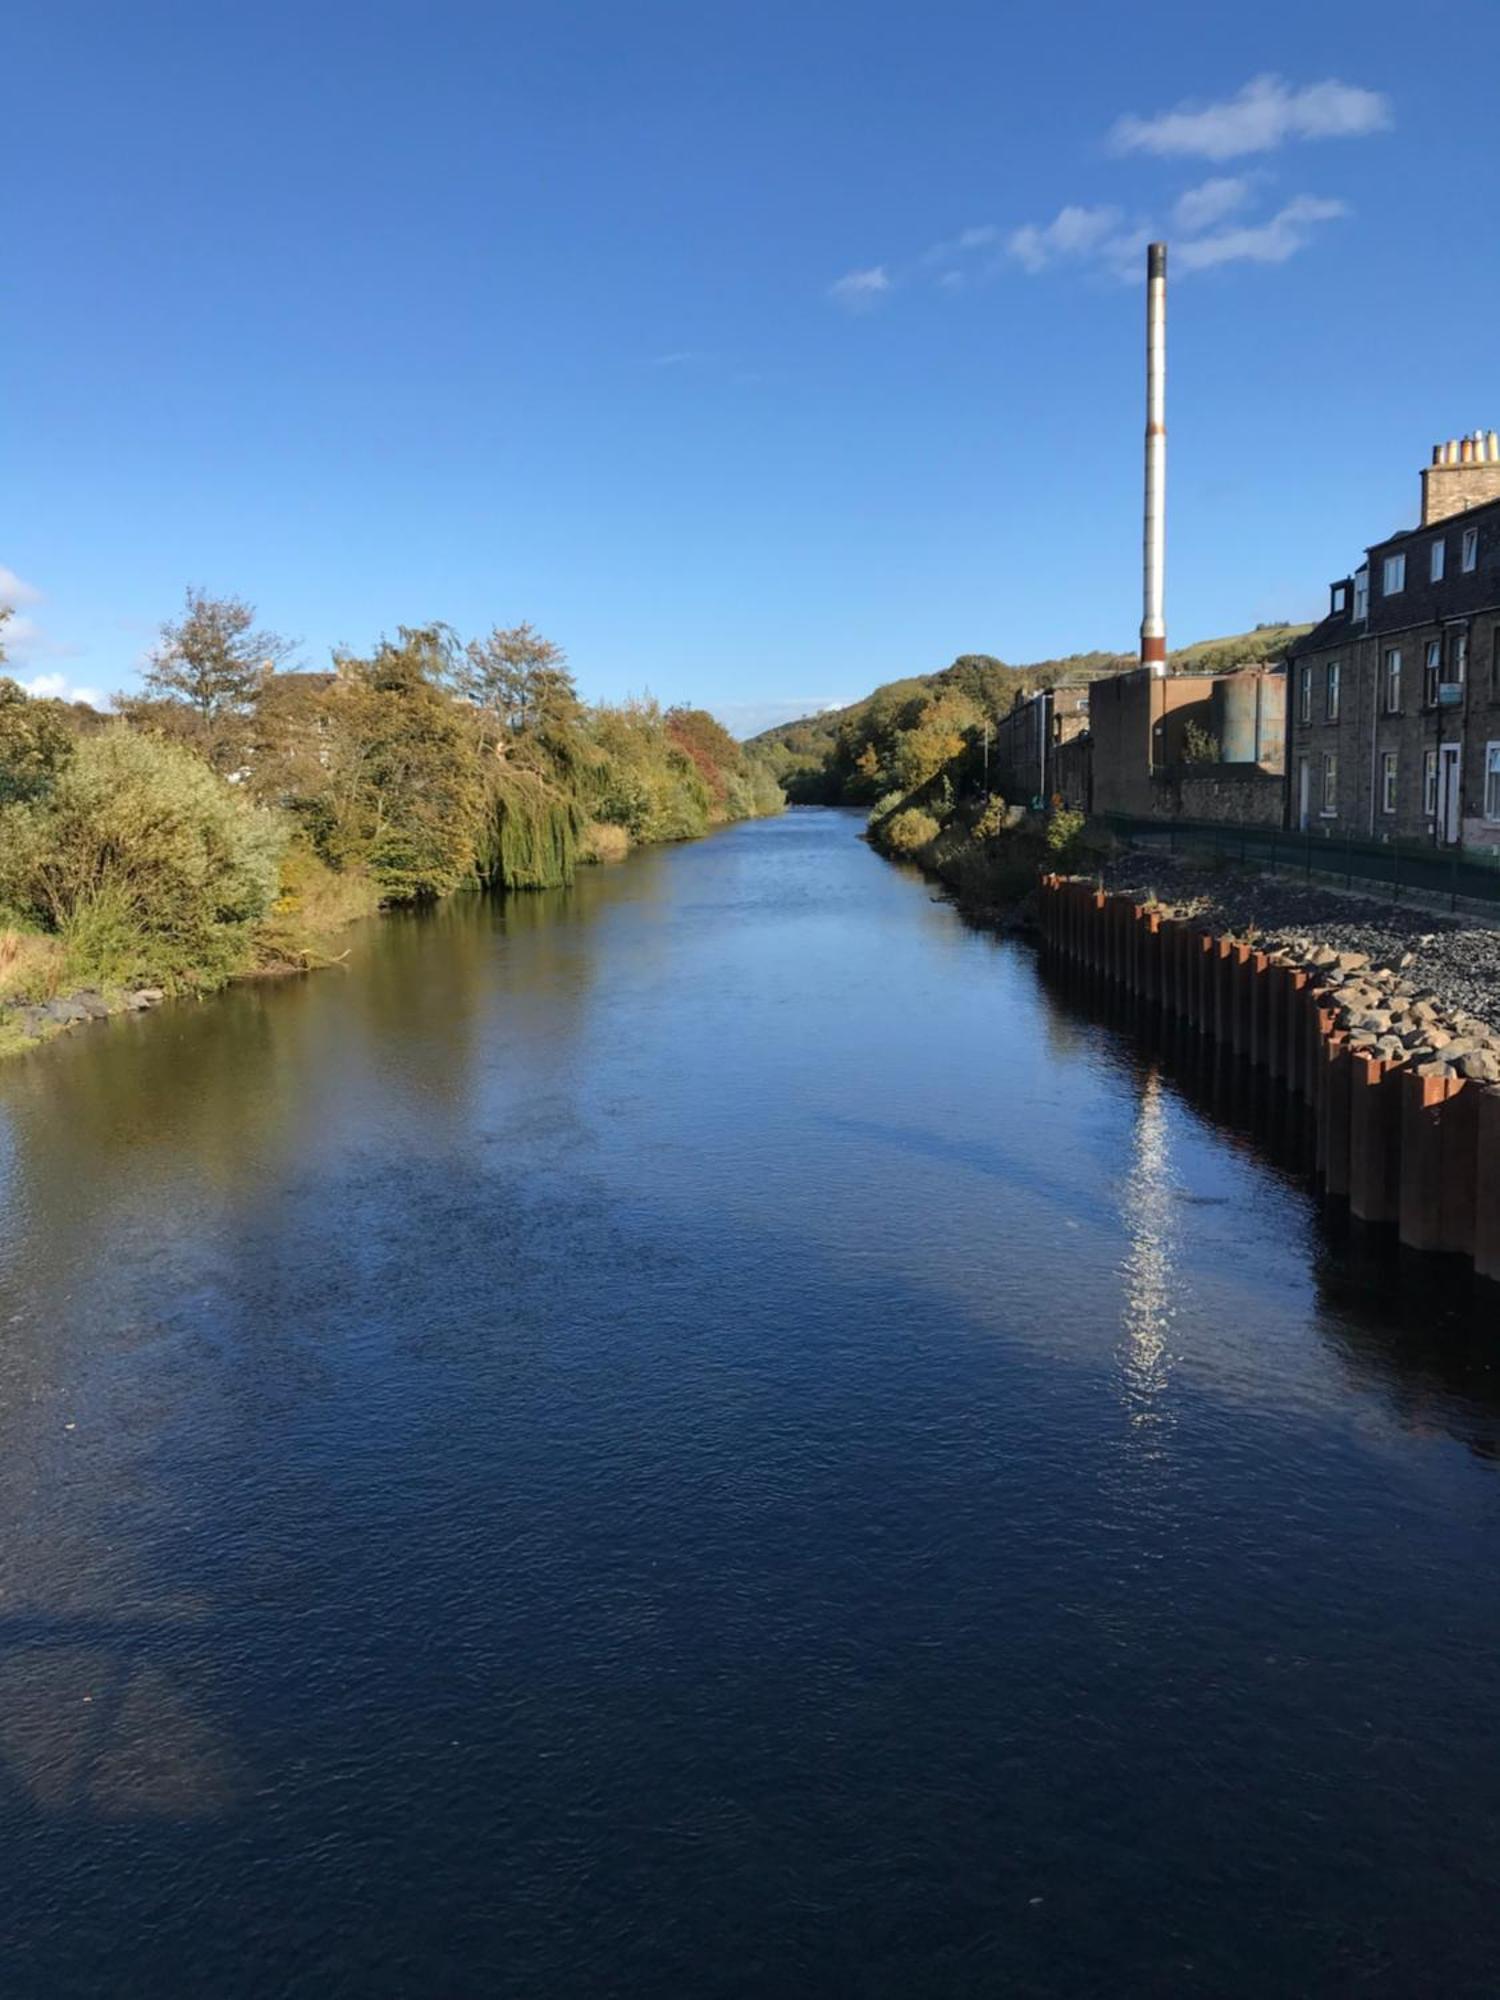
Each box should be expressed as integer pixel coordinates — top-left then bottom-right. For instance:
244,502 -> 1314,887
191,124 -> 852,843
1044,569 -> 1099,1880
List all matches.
2,807 -> 1498,1996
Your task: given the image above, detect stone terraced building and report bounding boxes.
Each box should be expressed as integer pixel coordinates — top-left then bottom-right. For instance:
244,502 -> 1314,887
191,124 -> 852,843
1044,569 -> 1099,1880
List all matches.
1288,434 -> 1500,850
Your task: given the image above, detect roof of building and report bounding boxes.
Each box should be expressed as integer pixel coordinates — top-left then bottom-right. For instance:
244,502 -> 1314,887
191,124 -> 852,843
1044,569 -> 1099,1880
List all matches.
1290,490 -> 1500,660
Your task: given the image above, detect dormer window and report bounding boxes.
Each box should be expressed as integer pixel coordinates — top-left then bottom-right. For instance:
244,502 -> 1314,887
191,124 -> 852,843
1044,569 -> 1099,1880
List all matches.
1382,553 -> 1406,595
1330,581 -> 1349,616
1463,525 -> 1480,572
1431,538 -> 1446,582
1353,568 -> 1370,620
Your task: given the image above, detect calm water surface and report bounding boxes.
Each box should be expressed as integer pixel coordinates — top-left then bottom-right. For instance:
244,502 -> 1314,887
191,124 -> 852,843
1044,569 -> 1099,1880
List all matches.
2,808 -> 1498,1997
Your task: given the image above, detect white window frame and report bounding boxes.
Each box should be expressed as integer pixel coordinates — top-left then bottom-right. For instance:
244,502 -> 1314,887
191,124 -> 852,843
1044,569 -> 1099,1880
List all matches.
1381,750 -> 1398,815
1431,538 -> 1446,583
1353,568 -> 1369,621
1383,552 -> 1406,595
1325,660 -> 1341,723
1425,637 -> 1442,706
1382,647 -> 1402,714
1486,743 -> 1500,824
1424,749 -> 1439,819
1298,663 -> 1312,724
1463,526 -> 1479,573
1321,751 -> 1338,816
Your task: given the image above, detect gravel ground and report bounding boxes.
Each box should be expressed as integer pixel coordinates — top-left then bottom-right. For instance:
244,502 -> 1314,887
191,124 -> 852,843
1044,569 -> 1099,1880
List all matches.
1095,853 -> 1500,1037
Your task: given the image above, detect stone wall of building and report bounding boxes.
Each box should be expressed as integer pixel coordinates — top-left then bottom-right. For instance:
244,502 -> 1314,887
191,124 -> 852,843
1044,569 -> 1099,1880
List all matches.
1172,767 -> 1286,826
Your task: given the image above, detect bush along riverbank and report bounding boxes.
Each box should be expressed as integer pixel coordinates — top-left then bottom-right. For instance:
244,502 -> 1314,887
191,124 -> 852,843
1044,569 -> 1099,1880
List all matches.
0,598 -> 782,1059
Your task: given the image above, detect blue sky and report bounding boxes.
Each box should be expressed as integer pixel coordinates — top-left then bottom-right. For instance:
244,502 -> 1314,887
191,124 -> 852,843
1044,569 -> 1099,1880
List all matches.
7,0 -> 1498,732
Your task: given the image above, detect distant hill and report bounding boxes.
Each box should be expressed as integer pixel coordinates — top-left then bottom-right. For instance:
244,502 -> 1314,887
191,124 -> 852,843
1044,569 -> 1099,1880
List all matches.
751,624 -> 1309,802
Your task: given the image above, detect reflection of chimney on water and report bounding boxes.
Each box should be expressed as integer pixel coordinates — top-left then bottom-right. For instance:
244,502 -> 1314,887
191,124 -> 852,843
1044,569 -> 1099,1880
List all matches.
1141,242 -> 1167,675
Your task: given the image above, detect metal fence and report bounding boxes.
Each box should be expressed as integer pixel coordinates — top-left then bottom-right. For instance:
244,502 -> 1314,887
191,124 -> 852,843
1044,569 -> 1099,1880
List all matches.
1097,814 -> 1500,912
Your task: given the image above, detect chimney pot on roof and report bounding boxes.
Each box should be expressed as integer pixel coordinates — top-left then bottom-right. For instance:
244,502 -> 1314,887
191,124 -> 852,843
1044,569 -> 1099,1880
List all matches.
1421,428 -> 1500,523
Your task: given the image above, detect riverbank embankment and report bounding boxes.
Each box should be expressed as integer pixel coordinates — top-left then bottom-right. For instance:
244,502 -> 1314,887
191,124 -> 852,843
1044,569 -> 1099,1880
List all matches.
1039,872 -> 1500,1282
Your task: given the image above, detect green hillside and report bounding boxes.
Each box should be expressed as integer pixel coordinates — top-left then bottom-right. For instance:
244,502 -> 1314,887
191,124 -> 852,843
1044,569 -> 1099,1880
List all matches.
751,625 -> 1309,804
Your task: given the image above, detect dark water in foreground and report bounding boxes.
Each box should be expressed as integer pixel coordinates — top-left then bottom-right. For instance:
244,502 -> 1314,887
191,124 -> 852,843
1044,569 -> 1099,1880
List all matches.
2,808 -> 1498,1997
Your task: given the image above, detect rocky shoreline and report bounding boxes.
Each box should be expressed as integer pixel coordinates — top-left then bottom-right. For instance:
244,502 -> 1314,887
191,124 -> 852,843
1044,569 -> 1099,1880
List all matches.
1088,855 -> 1500,1083
1,983 -> 169,1054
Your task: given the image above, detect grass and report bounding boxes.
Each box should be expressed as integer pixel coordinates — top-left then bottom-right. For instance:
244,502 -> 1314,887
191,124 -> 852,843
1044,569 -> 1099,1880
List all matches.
0,926 -> 67,1005
583,820 -> 631,864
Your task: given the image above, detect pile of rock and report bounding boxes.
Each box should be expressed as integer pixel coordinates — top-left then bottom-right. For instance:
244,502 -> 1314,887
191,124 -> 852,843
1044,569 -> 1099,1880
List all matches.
1263,941 -> 1500,1083
5,985 -> 166,1045
1095,852 -> 1500,1041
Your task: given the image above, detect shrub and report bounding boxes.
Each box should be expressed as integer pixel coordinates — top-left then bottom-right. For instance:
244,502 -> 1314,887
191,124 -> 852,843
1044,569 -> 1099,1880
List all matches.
583,820 -> 630,864
973,795 -> 1013,840
1044,805 -> 1086,862
867,790 -> 904,827
883,807 -> 940,855
253,840 -> 380,967
1181,720 -> 1220,765
0,728 -> 285,991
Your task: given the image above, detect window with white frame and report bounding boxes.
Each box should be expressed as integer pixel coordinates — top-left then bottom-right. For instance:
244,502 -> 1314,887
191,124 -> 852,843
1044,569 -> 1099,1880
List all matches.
1325,661 -> 1341,722
1425,638 -> 1442,706
1382,648 -> 1402,713
1431,538 -> 1446,582
1463,526 -> 1479,572
1321,752 -> 1338,815
1382,552 -> 1406,595
1299,664 -> 1312,723
1449,627 -> 1469,682
1381,750 -> 1398,815
1353,568 -> 1369,620
1424,749 -> 1439,818
1487,744 -> 1500,823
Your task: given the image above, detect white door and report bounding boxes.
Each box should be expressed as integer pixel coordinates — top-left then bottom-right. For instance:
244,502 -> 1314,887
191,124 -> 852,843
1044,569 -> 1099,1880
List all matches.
1440,743 -> 1462,845
1297,758 -> 1311,831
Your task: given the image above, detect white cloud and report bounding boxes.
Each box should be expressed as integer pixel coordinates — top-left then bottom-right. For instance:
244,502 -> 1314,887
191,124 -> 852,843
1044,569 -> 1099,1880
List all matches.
1173,176 -> 1253,233
827,264 -> 892,311
15,670 -> 107,709
1111,75 -> 1391,161
921,223 -> 1002,267
1,567 -> 100,698
0,566 -> 43,609
1174,194 -> 1348,270
1007,204 -> 1123,273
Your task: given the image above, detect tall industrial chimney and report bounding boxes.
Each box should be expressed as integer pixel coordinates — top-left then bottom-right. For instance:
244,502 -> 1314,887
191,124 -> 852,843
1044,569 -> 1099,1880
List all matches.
1141,242 -> 1167,671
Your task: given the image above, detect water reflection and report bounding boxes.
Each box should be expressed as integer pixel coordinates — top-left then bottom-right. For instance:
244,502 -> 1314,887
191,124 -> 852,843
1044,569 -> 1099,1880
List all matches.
1038,954 -> 1500,1449
1118,1066 -> 1176,1430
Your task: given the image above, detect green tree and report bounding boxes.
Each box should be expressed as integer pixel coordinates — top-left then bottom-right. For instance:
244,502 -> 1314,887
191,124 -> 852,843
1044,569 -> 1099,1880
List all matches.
458,622 -> 579,744
0,678 -> 77,804
128,587 -> 293,771
317,629 -> 482,901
